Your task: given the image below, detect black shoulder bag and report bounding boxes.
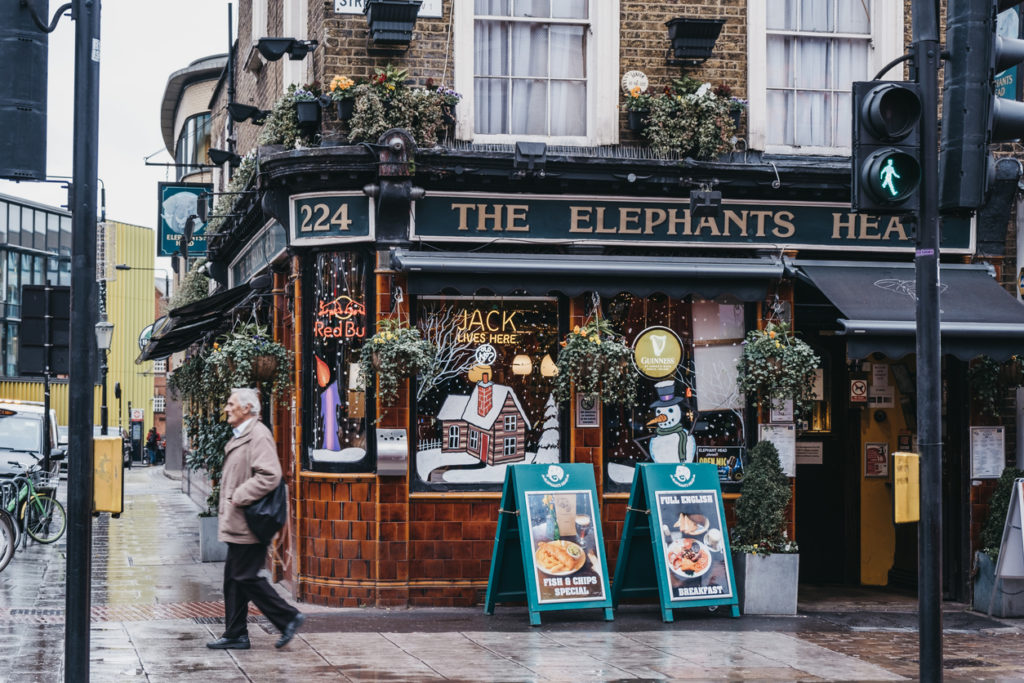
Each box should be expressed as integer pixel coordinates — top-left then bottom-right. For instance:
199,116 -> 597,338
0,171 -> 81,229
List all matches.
244,480 -> 288,545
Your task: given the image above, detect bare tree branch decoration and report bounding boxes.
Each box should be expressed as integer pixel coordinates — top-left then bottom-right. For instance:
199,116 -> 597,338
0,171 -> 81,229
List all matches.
418,305 -> 478,401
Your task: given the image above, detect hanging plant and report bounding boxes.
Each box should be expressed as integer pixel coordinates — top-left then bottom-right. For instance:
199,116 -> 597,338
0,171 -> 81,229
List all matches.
357,317 -> 437,403
183,413 -> 233,514
206,322 -> 294,400
969,356 -> 1003,417
736,322 -> 820,420
553,317 -> 639,407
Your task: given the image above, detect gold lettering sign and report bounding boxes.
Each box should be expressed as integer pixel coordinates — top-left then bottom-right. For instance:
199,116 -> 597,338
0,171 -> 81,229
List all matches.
632,326 -> 683,379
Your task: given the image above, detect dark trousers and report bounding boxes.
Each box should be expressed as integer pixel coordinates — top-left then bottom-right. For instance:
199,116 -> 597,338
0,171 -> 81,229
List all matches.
223,542 -> 297,637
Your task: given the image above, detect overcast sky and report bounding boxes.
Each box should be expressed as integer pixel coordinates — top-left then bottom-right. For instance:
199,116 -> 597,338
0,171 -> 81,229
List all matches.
0,0 -> 230,247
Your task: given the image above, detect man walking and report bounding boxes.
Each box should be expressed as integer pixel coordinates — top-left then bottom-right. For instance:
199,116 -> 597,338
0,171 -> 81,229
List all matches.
206,387 -> 304,650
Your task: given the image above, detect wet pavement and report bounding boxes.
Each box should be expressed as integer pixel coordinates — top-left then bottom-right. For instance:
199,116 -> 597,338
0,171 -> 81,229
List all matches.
0,466 -> 1021,681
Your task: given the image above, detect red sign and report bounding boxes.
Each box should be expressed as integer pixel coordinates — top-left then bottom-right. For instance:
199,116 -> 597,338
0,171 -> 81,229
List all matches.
314,295 -> 367,339
850,379 -> 868,404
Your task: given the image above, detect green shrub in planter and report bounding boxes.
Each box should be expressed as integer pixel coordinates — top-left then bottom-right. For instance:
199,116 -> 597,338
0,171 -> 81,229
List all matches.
732,440 -> 798,555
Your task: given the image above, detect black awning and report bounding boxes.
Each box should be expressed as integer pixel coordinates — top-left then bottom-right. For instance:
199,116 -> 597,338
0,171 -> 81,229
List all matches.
391,249 -> 783,301
791,259 -> 1024,360
136,283 -> 253,362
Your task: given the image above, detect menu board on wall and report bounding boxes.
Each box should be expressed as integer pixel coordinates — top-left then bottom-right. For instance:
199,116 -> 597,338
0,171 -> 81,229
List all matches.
971,426 -> 1006,479
485,464 -> 613,624
412,297 -> 562,492
611,463 -> 739,621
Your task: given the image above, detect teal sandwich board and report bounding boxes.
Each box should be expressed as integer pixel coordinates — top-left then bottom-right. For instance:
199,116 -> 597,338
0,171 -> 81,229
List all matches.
485,463 -> 613,625
612,463 -> 739,621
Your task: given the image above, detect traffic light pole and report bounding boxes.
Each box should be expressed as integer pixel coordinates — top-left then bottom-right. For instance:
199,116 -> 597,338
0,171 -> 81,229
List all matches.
911,1 -> 942,679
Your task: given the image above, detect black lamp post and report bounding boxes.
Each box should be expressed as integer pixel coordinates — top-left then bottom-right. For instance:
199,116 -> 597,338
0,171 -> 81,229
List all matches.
95,318 -> 113,436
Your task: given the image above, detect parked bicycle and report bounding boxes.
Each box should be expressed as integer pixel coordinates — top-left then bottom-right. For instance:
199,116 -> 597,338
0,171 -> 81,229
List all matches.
0,462 -> 66,546
0,506 -> 15,573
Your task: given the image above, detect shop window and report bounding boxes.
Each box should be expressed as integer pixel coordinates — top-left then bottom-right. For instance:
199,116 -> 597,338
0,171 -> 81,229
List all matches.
747,0 -> 903,154
454,0 -> 620,145
305,251 -> 371,473
805,362 -> 831,432
412,296 -> 562,493
602,294 -> 750,493
448,425 -> 461,449
174,113 -> 212,180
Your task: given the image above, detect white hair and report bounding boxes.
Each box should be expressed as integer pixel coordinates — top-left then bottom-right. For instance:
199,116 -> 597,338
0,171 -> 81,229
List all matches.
230,387 -> 261,416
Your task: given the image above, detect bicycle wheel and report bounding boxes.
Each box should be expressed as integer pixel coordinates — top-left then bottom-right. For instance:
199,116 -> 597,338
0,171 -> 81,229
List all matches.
23,494 -> 66,544
0,510 -> 14,572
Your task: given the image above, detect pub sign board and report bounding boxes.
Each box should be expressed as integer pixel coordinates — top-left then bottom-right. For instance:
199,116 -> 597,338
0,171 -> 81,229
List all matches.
156,182 -> 211,257
485,463 -> 613,625
612,463 -> 739,621
412,192 -> 973,253
290,192 -> 374,246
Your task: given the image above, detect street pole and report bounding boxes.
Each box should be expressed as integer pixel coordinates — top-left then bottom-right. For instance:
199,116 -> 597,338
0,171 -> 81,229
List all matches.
101,350 -> 108,435
66,0 -> 101,681
911,1 -> 943,680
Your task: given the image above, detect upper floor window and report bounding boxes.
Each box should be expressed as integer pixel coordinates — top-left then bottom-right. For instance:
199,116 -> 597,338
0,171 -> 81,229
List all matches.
455,0 -> 619,146
748,0 -> 903,154
174,113 -> 212,180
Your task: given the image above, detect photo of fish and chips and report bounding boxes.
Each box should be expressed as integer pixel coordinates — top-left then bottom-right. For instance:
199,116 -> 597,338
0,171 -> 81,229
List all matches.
653,489 -> 733,601
525,491 -> 606,603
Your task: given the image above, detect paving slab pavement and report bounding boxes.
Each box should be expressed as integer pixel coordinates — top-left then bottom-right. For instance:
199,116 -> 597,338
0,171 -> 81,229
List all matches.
0,465 -> 1021,681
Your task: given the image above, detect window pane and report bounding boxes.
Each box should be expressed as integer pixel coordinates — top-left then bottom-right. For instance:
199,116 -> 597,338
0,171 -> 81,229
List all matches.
0,202 -> 7,243
59,217 -> 71,256
833,38 -> 868,86
33,255 -> 43,285
766,36 -> 793,88
692,302 -> 745,341
549,25 -> 584,78
33,210 -> 45,250
510,23 -> 548,77
799,0 -> 832,32
552,0 -> 587,19
795,38 -> 829,89
21,253 -> 32,293
475,0 -> 509,14
796,91 -> 829,146
836,0 -> 870,33
513,0 -> 550,18
767,0 -> 798,30
511,79 -> 548,134
549,81 -> 585,135
475,21 -> 508,76
694,345 -> 745,411
22,208 -> 33,248
47,214 -> 59,252
7,206 -> 19,247
767,91 -> 795,145
475,78 -> 508,133
7,252 -> 19,307
6,322 -> 17,376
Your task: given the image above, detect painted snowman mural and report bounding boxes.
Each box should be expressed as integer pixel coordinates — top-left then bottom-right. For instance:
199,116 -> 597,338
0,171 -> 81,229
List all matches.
646,380 -> 697,464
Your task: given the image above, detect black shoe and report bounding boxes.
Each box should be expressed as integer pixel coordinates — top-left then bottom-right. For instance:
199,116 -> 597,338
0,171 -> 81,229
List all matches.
275,613 -> 305,648
206,635 -> 251,650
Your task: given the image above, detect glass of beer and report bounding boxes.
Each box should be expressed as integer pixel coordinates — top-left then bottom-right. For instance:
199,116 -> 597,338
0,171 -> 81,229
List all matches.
575,514 -> 591,546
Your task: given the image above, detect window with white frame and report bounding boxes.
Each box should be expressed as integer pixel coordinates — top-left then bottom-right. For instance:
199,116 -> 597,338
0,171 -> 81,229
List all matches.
281,0 -> 309,90
747,0 -> 904,154
153,396 -> 165,413
153,360 -> 167,374
504,414 -> 516,431
454,0 -> 620,145
448,425 -> 461,449
503,436 -> 517,456
469,429 -> 479,450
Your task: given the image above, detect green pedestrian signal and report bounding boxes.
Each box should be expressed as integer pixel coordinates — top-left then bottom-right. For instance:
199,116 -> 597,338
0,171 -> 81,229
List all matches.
851,81 -> 923,213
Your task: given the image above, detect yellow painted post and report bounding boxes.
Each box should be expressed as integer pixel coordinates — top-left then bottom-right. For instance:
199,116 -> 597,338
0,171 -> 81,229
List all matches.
893,452 -> 920,524
93,436 -> 124,515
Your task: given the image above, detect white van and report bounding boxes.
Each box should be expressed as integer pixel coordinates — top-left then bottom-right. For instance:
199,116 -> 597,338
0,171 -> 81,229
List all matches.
0,401 -> 63,476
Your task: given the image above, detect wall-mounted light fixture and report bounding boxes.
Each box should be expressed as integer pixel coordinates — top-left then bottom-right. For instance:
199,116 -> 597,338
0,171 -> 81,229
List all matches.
513,141 -> 547,179
666,17 -> 726,67
365,0 -> 422,46
227,102 -> 269,125
256,37 -> 319,61
689,188 -> 722,219
207,148 -> 242,167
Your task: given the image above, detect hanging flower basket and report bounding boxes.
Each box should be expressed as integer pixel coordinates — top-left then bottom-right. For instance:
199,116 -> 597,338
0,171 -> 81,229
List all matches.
553,317 -> 638,407
252,354 -> 279,382
207,323 -> 294,400
627,109 -> 647,132
296,100 -> 322,126
358,318 -> 437,403
736,322 -> 820,420
336,98 -> 355,120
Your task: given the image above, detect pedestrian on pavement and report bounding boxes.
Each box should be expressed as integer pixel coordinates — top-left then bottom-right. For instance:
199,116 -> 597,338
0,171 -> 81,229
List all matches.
206,387 -> 304,651
145,427 -> 159,466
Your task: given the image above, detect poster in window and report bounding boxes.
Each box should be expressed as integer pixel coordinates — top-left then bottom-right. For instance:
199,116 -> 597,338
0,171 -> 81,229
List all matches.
602,294 -> 749,493
412,297 -> 561,492
306,251 -> 371,472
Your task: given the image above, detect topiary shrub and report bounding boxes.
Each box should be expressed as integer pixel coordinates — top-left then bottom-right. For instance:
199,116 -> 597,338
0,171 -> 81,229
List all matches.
732,440 -> 797,555
981,466 -> 1024,561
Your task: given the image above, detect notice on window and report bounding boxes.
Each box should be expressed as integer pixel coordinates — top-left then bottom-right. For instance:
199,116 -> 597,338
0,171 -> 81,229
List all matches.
758,423 -> 796,477
970,426 -> 1005,480
575,393 -> 600,428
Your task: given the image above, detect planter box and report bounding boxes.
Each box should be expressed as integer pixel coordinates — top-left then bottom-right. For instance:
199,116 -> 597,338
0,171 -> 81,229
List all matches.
732,551 -> 799,615
199,515 -> 227,563
973,551 -> 1024,617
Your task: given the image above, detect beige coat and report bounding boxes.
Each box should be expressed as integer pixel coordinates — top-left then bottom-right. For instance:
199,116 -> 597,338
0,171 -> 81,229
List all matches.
217,419 -> 282,544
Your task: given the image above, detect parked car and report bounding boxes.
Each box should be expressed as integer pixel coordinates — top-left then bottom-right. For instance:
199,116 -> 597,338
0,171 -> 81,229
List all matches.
0,401 -> 64,477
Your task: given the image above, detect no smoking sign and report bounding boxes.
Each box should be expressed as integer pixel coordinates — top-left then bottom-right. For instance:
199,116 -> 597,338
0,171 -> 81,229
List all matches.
850,378 -> 868,404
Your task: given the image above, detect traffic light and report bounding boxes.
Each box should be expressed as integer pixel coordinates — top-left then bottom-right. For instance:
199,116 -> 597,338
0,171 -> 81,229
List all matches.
0,0 -> 48,180
851,81 -> 923,213
940,1 -> 1024,214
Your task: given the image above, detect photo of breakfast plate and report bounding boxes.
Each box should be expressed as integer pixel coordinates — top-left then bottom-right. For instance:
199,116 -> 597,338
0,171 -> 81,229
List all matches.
673,512 -> 710,536
666,537 -> 712,580
535,539 -> 586,576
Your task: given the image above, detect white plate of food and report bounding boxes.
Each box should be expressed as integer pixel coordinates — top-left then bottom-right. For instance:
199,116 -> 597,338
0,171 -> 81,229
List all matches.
673,512 -> 710,536
535,540 -> 586,576
666,538 -> 712,580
